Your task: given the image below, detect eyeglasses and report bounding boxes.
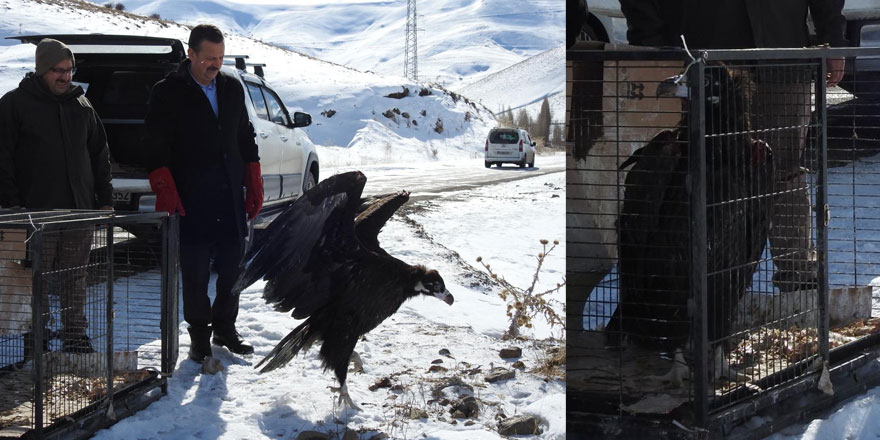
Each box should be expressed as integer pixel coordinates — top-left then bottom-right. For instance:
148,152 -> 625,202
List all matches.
48,67 -> 77,76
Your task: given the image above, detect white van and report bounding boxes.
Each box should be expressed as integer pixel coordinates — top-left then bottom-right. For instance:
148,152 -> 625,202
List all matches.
485,128 -> 536,168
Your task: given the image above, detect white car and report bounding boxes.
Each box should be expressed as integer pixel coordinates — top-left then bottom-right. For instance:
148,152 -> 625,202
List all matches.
10,34 -> 320,229
485,128 -> 536,168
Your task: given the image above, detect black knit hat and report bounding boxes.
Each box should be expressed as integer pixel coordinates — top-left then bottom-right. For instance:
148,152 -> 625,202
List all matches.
35,38 -> 75,76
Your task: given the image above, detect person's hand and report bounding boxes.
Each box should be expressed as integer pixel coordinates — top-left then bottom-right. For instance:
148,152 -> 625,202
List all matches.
148,167 -> 186,216
827,57 -> 845,88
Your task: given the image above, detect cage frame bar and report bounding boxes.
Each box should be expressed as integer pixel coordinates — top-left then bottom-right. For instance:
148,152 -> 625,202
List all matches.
688,57 -> 710,430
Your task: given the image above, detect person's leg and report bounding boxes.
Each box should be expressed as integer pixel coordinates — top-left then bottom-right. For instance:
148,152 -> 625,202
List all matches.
754,74 -> 816,292
180,241 -> 214,361
210,235 -> 252,354
21,230 -> 60,364
57,227 -> 95,353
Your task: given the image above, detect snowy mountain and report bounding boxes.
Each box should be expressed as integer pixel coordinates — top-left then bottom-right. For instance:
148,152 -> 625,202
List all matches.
106,0 -> 565,91
458,44 -> 565,125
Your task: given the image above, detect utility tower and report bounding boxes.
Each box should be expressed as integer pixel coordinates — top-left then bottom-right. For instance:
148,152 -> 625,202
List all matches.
404,0 -> 418,81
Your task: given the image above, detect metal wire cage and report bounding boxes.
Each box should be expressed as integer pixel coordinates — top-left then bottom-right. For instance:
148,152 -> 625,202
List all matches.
567,46 -> 880,438
0,210 -> 178,438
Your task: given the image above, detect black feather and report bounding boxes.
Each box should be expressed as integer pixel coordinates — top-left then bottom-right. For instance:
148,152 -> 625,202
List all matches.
234,172 -> 453,394
609,66 -> 774,355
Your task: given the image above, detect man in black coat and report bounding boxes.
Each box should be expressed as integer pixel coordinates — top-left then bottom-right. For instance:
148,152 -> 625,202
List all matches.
619,0 -> 847,292
145,24 -> 263,363
0,38 -> 114,354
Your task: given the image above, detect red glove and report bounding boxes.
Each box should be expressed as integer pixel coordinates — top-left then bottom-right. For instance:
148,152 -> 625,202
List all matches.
244,162 -> 263,220
148,167 -> 186,216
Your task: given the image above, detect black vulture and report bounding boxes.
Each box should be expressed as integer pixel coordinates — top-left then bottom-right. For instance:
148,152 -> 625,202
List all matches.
232,171 -> 454,408
608,66 -> 774,383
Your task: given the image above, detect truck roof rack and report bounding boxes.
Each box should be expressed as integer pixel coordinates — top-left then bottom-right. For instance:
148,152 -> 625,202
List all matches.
221,55 -> 265,77
247,63 -> 266,78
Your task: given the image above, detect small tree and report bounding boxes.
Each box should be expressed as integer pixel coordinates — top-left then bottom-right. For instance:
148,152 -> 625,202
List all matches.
103,2 -> 113,7
515,108 -> 531,130
494,106 -> 510,128
536,97 -> 552,139
115,2 -> 125,11
150,13 -> 161,19
551,123 -> 564,148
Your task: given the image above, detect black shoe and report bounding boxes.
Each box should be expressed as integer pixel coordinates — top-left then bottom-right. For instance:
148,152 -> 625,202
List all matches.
61,334 -> 95,354
773,270 -> 819,293
188,325 -> 214,363
212,328 -> 254,355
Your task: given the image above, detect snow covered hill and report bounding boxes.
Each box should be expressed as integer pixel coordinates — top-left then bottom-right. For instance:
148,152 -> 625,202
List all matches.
0,0 -> 497,166
108,0 -> 565,91
457,44 -> 565,124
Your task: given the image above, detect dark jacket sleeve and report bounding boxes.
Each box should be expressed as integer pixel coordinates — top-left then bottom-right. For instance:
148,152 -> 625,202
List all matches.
144,81 -> 175,172
87,104 -> 114,207
810,0 -> 847,47
620,0 -> 680,47
0,91 -> 21,207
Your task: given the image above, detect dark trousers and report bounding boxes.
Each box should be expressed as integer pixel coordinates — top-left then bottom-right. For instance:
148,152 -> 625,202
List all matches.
38,226 -> 93,335
180,235 -> 244,331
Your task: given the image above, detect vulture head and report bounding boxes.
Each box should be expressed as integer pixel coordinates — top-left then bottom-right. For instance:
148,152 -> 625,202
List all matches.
416,268 -> 455,305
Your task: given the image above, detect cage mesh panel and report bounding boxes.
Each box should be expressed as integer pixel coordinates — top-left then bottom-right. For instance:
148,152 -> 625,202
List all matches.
705,61 -> 822,408
0,211 -> 172,435
827,60 -> 880,290
567,50 -> 834,429
566,58 -> 695,416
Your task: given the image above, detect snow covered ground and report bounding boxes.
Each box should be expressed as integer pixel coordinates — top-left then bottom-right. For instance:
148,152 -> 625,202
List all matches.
91,163 -> 566,439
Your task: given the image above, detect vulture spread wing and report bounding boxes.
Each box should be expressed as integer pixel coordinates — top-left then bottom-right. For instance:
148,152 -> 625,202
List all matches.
234,171 -> 368,317
232,171 -> 453,409
354,191 -> 411,255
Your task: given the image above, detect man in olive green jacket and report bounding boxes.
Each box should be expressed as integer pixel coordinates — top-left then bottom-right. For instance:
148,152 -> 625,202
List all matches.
0,38 -> 113,356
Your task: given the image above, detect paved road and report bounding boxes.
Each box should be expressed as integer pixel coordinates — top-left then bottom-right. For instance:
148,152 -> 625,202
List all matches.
325,153 -> 565,199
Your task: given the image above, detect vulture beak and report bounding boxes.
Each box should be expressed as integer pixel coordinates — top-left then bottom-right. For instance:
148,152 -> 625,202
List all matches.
656,74 -> 689,98
434,289 -> 454,306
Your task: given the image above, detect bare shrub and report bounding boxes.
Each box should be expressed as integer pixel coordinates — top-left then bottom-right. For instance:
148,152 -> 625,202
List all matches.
477,239 -> 565,339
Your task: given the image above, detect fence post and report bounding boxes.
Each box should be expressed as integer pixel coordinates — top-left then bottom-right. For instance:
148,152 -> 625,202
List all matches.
106,220 -> 116,406
161,214 -> 180,375
688,57 -> 710,429
30,227 -> 44,435
815,54 -> 830,362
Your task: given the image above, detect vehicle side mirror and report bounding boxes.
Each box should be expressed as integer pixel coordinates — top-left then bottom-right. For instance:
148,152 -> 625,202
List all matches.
289,112 -> 312,128
531,141 -> 537,147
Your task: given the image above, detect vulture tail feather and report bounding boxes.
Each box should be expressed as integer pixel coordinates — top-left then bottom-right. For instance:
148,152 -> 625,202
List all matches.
256,318 -> 315,373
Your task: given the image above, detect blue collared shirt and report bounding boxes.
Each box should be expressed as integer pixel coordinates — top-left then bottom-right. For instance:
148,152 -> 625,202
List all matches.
189,67 -> 219,117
